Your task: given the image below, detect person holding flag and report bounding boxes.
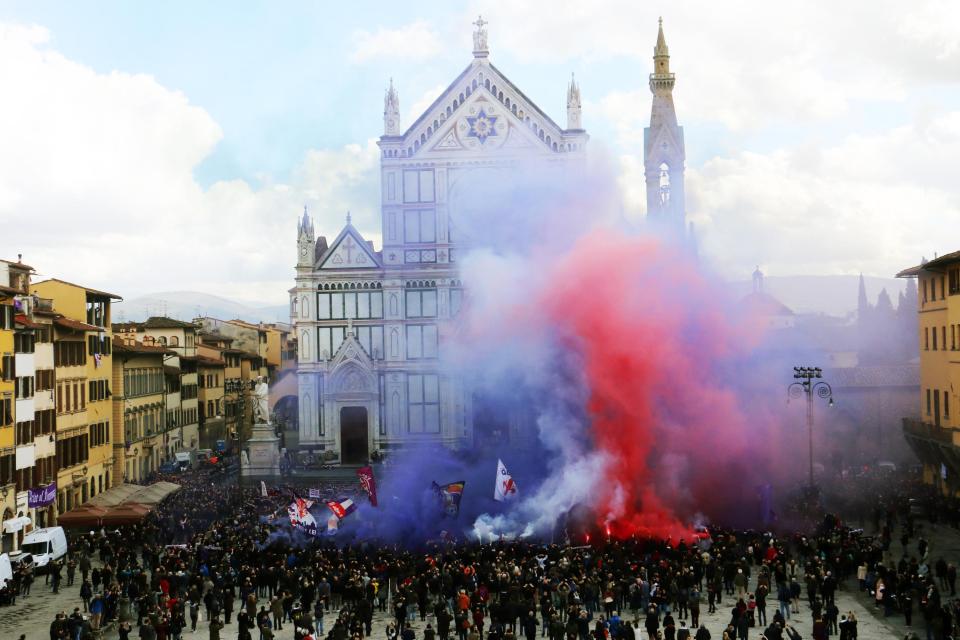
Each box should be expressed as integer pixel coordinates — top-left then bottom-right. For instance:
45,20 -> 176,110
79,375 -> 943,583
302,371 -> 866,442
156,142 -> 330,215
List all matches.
494,459 -> 518,502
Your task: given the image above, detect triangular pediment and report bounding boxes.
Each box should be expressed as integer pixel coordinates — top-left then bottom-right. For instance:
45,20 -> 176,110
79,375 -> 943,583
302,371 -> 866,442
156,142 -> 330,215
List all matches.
645,124 -> 685,165
400,61 -> 573,159
419,93 -> 559,157
330,331 -> 374,369
317,224 -> 381,270
328,333 -> 376,394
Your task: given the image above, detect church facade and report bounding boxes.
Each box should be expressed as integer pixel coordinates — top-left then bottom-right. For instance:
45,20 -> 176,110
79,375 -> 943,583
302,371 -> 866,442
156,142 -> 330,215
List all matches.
290,19 -> 687,461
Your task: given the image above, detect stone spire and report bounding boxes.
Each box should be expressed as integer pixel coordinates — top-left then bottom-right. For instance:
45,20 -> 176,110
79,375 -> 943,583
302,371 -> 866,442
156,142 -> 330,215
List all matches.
473,15 -> 489,58
566,73 -> 582,130
297,206 -> 315,268
644,17 -> 686,236
384,78 -> 400,136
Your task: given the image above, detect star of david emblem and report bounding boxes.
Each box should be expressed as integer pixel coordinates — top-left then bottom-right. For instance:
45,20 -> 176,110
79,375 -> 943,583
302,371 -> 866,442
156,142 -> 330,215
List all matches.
466,109 -> 498,144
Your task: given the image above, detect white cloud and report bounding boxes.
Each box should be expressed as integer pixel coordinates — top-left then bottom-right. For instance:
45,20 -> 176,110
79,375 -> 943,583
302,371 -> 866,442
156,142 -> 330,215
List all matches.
681,111 -> 960,279
0,23 -> 381,305
349,20 -> 443,64
470,0 -> 955,130
406,84 -> 446,128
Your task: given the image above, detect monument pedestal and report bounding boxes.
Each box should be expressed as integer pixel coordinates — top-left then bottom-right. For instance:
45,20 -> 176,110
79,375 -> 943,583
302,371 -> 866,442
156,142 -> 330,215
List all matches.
241,422 -> 280,477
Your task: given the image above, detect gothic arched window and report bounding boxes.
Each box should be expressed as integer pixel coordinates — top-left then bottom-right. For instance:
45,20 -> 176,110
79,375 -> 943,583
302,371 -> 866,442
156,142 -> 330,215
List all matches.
659,162 -> 671,206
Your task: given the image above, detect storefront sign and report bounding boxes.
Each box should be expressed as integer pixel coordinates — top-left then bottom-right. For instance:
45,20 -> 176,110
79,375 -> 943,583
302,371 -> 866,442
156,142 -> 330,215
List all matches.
27,481 -> 56,508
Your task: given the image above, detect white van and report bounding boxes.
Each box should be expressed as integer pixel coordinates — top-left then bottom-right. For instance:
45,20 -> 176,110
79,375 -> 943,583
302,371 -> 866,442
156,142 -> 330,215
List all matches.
0,553 -> 11,589
20,526 -> 68,571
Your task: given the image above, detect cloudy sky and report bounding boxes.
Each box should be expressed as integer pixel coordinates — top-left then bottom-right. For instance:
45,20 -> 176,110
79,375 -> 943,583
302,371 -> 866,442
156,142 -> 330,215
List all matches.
1,0 -> 958,304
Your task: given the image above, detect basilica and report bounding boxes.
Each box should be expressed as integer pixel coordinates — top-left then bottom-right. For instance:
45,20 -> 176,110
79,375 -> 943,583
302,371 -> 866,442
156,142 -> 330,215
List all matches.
290,18 -> 688,461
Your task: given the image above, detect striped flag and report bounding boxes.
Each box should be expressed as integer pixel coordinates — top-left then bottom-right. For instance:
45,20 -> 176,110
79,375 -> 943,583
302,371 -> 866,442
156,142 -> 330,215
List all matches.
494,459 -> 518,501
325,498 -> 357,520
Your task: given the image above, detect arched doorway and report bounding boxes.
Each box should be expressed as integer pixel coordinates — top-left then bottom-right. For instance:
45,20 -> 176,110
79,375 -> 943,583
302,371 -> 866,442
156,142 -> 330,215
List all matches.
340,407 -> 369,464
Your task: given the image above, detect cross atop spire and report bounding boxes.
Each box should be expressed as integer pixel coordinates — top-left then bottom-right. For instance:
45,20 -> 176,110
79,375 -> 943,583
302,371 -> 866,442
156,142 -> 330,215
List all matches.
346,211 -> 352,225
473,15 -> 489,58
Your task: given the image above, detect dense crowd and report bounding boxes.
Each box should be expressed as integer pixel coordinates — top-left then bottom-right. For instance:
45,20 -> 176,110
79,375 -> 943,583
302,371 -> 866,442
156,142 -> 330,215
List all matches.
3,467 -> 959,640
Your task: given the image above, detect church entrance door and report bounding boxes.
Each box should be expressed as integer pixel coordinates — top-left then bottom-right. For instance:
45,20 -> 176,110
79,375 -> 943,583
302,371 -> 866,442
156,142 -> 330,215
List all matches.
340,407 -> 369,464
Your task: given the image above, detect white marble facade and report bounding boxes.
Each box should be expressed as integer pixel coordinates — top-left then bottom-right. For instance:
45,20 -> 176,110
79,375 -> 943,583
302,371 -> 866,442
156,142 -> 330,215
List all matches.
291,19 -> 596,460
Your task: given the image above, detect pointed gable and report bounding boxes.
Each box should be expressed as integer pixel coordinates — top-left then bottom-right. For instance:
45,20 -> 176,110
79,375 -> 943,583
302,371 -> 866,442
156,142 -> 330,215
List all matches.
383,60 -> 587,160
317,223 -> 381,270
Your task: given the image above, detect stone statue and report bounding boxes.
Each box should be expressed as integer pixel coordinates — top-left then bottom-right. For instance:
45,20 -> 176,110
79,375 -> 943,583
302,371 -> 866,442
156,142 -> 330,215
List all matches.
253,376 -> 269,424
473,16 -> 488,52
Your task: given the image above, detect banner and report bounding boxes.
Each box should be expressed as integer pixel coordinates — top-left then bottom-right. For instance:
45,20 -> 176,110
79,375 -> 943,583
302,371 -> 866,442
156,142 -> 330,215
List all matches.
308,488 -> 321,499
494,459 -> 518,502
357,466 -> 378,506
326,498 -> 357,520
433,481 -> 465,518
287,497 -> 320,537
28,481 -> 56,508
260,481 -> 268,498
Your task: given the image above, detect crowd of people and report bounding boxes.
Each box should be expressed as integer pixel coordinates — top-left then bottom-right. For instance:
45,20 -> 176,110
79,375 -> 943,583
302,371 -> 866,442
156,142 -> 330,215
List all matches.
0,466 -> 957,640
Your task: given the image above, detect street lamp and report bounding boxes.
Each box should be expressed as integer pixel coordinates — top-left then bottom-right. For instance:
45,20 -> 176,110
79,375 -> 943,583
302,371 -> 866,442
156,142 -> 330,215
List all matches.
788,366 -> 834,488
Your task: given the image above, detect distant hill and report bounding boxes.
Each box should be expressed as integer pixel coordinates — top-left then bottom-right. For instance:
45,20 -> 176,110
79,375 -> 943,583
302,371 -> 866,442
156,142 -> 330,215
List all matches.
114,275 -> 908,325
727,275 -> 907,316
115,291 -> 288,324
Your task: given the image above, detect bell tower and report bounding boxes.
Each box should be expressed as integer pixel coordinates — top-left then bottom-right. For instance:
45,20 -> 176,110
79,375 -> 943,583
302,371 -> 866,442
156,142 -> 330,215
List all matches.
567,73 -> 583,130
384,78 -> 400,136
297,206 -> 315,268
644,18 -> 687,237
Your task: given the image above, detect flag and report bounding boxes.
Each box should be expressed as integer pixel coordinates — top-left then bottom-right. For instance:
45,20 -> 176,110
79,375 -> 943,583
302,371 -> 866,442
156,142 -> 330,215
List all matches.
433,481 -> 466,518
287,497 -> 320,536
260,481 -> 268,498
326,498 -> 357,520
327,513 -> 339,533
357,466 -> 378,506
494,459 -> 518,502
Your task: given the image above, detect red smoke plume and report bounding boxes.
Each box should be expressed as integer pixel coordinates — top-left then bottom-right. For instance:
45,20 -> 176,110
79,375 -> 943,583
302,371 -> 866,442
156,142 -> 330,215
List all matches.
538,230 -> 766,540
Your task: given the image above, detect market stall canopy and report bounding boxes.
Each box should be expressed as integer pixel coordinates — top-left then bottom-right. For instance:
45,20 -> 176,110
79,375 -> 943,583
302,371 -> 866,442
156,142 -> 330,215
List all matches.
56,504 -> 109,528
133,481 -> 181,505
99,502 -> 153,526
88,481 -> 181,507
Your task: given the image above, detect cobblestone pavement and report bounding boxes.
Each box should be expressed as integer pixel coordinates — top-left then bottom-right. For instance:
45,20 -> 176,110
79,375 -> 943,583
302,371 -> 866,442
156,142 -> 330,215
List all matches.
8,516 -> 960,640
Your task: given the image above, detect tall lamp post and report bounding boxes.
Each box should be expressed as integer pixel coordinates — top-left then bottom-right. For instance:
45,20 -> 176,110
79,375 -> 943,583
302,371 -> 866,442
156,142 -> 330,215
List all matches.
788,366 -> 834,487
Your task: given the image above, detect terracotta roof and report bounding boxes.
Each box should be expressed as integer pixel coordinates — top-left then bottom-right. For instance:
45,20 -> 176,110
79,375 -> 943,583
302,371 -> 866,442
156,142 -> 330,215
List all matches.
14,314 -> 42,329
0,258 -> 35,272
32,278 -> 122,300
114,341 -> 172,355
0,284 -> 24,296
898,250 -> 960,277
142,316 -> 198,329
196,356 -> 226,367
54,316 -> 103,332
227,319 -> 262,330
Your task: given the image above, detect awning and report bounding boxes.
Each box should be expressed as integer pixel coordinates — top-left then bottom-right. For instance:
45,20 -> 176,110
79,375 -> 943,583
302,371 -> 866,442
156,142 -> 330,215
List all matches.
87,481 -> 181,507
99,502 -> 153,526
2,515 -> 31,533
56,504 -> 109,528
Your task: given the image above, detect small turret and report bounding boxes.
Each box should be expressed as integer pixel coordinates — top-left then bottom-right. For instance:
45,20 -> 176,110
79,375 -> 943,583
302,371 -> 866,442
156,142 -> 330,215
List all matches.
297,206 -> 316,268
384,78 -> 400,136
566,73 -> 582,130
